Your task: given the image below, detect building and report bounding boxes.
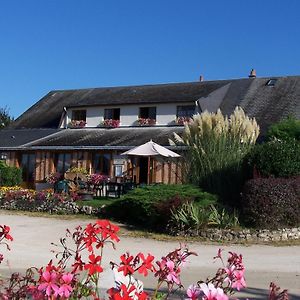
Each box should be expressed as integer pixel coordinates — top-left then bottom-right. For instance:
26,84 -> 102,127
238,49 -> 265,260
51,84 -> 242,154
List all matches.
0,72 -> 300,188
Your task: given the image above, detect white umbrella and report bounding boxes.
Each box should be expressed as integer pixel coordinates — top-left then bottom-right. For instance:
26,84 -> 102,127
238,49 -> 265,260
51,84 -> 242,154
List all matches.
121,140 -> 180,184
121,140 -> 180,157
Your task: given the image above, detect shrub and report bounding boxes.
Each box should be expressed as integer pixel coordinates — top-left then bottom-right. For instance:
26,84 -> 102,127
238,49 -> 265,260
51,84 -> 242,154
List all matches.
0,161 -> 22,186
168,203 -> 240,234
267,116 -> 300,141
170,107 -> 259,205
104,184 -> 217,231
241,177 -> 300,229
246,138 -> 300,177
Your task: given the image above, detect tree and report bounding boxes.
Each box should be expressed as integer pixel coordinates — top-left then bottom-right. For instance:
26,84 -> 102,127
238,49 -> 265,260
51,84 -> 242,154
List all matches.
0,106 -> 14,128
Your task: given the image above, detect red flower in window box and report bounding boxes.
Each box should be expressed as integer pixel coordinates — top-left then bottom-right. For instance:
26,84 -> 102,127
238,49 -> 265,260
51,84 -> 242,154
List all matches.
101,119 -> 120,128
137,118 -> 156,126
176,116 -> 192,125
68,120 -> 86,128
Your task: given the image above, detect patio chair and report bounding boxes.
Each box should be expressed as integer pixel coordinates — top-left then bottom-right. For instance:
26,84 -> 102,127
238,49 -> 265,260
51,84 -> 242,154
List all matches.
105,182 -> 123,198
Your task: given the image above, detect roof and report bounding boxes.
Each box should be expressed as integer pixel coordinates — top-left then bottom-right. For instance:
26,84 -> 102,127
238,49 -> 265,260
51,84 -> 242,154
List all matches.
7,76 -> 300,137
1,127 -> 184,150
9,79 -> 247,129
0,128 -> 60,150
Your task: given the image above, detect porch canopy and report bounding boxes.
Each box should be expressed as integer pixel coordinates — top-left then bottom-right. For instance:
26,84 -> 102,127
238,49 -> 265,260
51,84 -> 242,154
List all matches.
121,140 -> 180,157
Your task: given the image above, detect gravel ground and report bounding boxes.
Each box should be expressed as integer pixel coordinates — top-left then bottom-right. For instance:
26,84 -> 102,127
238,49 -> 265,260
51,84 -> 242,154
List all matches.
0,212 -> 299,299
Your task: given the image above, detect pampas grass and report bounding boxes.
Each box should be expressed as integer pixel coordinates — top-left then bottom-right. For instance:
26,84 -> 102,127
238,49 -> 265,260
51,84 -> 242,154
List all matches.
170,107 -> 260,205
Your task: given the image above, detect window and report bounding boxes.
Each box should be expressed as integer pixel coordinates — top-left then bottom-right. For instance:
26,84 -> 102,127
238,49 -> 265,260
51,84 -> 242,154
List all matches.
139,107 -> 156,120
92,153 -> 111,175
72,110 -> 86,122
55,153 -> 71,174
114,165 -> 123,177
20,153 -> 36,183
104,108 -> 120,120
177,105 -> 195,118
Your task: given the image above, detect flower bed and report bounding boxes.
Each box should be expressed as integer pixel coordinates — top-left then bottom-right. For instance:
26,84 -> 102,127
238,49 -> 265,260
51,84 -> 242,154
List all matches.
0,187 -> 101,215
0,220 -> 288,299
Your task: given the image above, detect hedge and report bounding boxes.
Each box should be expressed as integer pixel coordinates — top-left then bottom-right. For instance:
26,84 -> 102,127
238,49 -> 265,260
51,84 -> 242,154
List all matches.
241,177 -> 300,229
246,138 -> 300,178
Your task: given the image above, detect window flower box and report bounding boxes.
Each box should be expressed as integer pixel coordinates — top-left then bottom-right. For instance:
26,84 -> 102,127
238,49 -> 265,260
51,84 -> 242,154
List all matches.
68,120 -> 86,128
176,116 -> 192,125
100,119 -> 120,128
137,118 -> 156,126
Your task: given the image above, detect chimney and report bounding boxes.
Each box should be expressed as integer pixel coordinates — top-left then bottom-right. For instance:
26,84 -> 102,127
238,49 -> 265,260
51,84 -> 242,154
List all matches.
199,75 -> 204,82
249,69 -> 256,78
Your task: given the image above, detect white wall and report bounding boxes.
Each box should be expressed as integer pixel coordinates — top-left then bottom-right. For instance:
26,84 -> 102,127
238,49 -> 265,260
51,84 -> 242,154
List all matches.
62,102 -> 195,127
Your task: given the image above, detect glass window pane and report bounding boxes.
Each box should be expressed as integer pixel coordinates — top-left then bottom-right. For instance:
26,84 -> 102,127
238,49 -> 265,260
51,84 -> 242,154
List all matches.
93,153 -> 102,173
149,107 -> 156,119
139,107 -> 156,119
114,165 -> 123,177
177,105 -> 195,118
103,154 -> 110,175
28,154 -> 35,182
72,110 -> 86,121
64,154 -> 71,172
104,109 -> 113,120
113,108 -> 120,120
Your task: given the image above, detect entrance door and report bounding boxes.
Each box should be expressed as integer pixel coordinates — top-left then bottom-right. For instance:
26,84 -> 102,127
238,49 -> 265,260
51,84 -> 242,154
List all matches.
20,153 -> 36,188
139,157 -> 148,184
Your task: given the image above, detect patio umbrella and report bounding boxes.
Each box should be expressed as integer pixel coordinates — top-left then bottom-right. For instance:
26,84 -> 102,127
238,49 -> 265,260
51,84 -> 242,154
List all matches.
121,140 -> 180,184
121,140 -> 180,157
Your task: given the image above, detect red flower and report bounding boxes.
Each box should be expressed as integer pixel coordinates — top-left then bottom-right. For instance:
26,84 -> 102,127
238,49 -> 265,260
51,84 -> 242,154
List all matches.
118,253 -> 135,276
107,284 -> 148,300
72,254 -> 85,273
96,219 -> 120,243
138,253 -> 155,276
0,225 -> 13,241
84,254 -> 103,275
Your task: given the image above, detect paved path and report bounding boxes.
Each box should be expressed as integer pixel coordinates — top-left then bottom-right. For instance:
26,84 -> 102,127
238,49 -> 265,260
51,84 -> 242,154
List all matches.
0,212 -> 299,299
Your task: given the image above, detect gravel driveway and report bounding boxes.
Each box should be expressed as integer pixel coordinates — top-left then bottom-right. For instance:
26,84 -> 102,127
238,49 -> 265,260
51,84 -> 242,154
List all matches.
0,212 -> 299,299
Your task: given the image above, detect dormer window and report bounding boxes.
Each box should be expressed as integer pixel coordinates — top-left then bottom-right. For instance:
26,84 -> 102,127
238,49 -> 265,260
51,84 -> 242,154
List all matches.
72,110 -> 86,122
138,107 -> 156,126
104,108 -> 120,121
69,109 -> 86,128
176,105 -> 195,124
102,108 -> 120,128
139,107 -> 156,119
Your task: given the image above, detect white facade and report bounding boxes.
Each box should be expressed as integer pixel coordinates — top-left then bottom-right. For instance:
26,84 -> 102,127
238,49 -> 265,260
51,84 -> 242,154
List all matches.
62,102 -> 195,128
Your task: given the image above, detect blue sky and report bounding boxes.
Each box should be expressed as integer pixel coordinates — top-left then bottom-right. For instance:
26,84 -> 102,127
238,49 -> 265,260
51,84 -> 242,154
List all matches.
1,0 -> 300,118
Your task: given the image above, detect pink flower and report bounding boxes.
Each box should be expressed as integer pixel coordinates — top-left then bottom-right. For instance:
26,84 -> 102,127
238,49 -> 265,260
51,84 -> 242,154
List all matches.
38,271 -> 59,297
224,265 -> 236,284
166,260 -> 180,285
199,283 -> 228,300
186,284 -> 201,300
58,273 -> 73,298
231,270 -> 246,291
